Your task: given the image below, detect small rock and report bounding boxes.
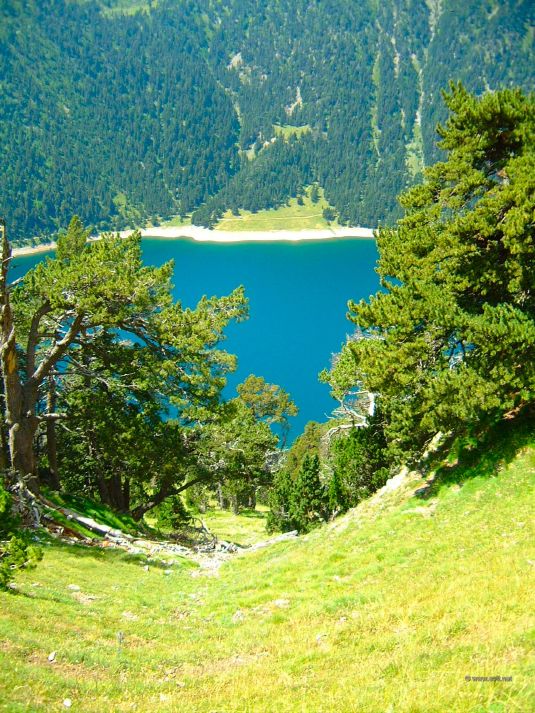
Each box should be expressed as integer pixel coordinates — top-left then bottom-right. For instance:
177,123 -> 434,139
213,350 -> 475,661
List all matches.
143,565 -> 149,572
164,569 -> 172,576
122,611 -> 138,621
67,584 -> 80,592
232,610 -> 245,622
48,651 -> 56,662
273,599 -> 290,608
63,699 -> 72,708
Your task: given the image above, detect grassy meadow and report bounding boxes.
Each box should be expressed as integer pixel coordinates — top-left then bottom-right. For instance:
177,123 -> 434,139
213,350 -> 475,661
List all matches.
272,124 -> 312,139
159,187 -> 339,233
1,445 -> 534,712
214,191 -> 338,232
198,505 -> 270,547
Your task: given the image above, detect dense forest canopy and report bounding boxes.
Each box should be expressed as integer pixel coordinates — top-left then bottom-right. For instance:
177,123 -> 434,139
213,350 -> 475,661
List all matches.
1,0 -> 533,241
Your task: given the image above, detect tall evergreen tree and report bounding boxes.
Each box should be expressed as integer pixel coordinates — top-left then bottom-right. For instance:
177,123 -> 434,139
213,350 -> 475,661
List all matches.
326,85 -> 535,461
289,454 -> 327,533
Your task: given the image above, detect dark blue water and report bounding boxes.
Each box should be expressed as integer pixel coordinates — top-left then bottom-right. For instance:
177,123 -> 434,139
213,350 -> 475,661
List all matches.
12,238 -> 379,439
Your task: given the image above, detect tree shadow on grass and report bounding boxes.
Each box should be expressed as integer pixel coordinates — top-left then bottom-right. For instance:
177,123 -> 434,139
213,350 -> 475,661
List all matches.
237,508 -> 267,520
39,538 -> 196,570
417,413 -> 534,499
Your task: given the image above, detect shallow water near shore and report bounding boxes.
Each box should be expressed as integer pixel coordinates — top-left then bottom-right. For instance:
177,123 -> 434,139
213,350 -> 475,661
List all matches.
12,236 -> 379,440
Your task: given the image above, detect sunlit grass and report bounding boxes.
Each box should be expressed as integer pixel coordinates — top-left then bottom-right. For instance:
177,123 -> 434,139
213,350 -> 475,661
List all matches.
272,124 -> 311,139
214,190 -> 339,232
160,214 -> 192,228
198,505 -> 269,547
1,446 -> 533,711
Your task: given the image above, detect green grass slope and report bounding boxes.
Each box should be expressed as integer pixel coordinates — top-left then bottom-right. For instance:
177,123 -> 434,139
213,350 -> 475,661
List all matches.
1,446 -> 534,712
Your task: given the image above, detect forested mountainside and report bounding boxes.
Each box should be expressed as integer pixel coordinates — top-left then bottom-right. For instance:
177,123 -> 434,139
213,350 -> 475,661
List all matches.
1,0 -> 533,241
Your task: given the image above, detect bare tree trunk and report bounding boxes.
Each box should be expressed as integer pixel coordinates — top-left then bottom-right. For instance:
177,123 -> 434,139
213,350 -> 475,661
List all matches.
107,474 -> 130,513
217,482 -> 226,509
130,475 -> 207,521
46,377 -> 61,490
0,410 -> 8,472
122,478 -> 130,513
231,495 -> 239,515
0,224 -> 40,490
96,475 -> 111,506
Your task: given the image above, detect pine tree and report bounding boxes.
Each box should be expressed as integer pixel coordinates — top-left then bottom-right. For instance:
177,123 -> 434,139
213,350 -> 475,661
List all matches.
290,454 -> 327,532
327,85 -> 535,460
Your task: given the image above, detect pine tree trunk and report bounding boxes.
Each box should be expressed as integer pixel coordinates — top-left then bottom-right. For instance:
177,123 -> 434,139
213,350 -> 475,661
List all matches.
0,223 -> 39,491
3,378 -> 40,492
217,482 -> 225,509
122,478 -> 130,513
10,415 -> 39,490
46,377 -> 61,490
96,474 -> 111,506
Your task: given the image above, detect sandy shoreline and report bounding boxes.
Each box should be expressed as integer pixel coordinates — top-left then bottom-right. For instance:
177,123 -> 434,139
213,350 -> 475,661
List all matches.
12,225 -> 375,257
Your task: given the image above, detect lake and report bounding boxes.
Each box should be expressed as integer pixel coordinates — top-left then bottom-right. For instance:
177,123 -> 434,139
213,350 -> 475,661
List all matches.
12,237 -> 379,440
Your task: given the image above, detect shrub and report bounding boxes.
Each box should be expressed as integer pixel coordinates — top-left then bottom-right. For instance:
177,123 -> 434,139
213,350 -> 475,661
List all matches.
0,479 -> 42,590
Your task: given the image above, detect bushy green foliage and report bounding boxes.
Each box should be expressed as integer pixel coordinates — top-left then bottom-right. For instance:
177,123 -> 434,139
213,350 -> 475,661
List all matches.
330,414 -> 390,512
267,423 -> 323,532
289,454 -> 328,532
326,85 -> 535,462
268,415 -> 391,532
0,480 -> 42,590
268,453 -> 328,534
153,495 -> 191,532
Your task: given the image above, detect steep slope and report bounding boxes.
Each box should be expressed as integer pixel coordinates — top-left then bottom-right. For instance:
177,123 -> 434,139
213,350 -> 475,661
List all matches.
0,0 -> 239,240
1,442 -> 533,711
0,0 -> 533,241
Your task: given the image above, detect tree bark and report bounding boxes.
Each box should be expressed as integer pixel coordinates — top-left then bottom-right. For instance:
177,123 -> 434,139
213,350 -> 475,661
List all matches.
130,475 -> 208,521
231,494 -> 239,515
46,377 -> 61,490
0,223 -> 85,492
217,482 -> 226,509
122,477 -> 130,513
0,223 -> 39,490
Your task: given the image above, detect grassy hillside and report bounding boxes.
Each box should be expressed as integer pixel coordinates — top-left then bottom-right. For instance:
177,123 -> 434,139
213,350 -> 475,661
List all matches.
1,446 -> 533,712
213,191 -> 339,232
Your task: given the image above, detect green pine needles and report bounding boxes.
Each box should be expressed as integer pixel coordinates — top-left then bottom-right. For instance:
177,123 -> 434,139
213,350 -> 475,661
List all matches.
326,84 -> 535,462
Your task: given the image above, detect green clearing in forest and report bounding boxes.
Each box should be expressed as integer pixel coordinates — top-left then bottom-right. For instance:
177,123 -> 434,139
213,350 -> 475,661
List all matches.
214,190 -> 339,232
1,441 -> 533,712
198,505 -> 269,547
272,124 -> 311,139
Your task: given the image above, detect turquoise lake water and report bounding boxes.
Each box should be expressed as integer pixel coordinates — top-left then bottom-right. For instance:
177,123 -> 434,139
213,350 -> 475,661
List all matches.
12,237 -> 379,440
